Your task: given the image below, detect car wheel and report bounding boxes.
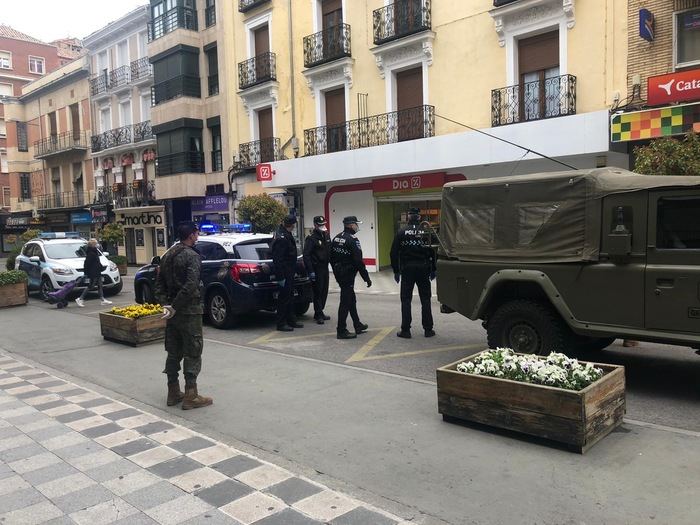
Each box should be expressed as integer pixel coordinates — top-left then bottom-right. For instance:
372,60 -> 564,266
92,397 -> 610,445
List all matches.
486,299 -> 574,355
294,301 -> 311,316
137,282 -> 154,304
40,276 -> 55,301
104,281 -> 123,297
206,290 -> 236,329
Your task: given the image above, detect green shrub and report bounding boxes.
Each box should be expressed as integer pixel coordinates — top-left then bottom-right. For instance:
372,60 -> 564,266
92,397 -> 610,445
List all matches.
99,223 -> 124,255
634,132 -> 700,176
237,194 -> 288,233
0,270 -> 28,287
108,255 -> 127,265
6,248 -> 20,271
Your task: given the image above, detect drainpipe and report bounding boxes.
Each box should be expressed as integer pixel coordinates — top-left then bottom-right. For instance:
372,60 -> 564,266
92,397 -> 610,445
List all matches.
286,0 -> 298,156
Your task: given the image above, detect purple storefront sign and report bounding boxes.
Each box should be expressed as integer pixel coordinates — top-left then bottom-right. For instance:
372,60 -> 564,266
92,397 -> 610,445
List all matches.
191,195 -> 229,212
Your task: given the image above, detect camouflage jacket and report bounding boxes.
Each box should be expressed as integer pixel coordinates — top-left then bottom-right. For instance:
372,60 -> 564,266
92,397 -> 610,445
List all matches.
155,244 -> 203,315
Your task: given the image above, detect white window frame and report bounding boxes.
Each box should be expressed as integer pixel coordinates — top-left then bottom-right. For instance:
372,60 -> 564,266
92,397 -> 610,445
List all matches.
311,0 -> 347,32
0,82 -> 13,97
0,50 -> 12,70
140,92 -> 151,123
245,10 -> 272,58
100,106 -> 112,133
0,151 -> 7,172
28,55 -> 45,75
2,186 -> 10,207
673,7 -> 700,70
0,119 -> 6,138
119,98 -> 132,127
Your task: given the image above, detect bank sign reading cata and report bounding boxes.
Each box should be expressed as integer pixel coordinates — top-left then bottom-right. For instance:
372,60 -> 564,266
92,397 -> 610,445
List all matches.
648,70 -> 700,106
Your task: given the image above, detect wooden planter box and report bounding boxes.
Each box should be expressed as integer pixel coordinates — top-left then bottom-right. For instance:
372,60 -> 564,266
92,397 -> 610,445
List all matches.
0,282 -> 28,308
99,312 -> 166,346
117,263 -> 127,276
437,352 -> 625,453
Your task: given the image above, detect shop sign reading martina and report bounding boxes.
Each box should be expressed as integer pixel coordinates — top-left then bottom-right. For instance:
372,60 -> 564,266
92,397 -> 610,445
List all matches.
648,70 -> 700,106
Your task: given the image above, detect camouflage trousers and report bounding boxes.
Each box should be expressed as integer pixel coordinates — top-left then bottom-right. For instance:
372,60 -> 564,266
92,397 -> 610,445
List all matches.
163,314 -> 203,384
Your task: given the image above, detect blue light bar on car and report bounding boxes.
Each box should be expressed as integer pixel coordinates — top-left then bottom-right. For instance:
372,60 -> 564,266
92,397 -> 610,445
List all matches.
39,232 -> 82,239
229,224 -> 252,233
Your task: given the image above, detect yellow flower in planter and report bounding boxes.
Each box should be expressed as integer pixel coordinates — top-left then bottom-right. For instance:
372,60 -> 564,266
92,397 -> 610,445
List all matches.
110,303 -> 164,319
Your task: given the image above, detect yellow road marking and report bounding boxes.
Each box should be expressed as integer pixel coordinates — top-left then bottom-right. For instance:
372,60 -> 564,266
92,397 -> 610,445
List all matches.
248,331 -> 278,345
345,327 -> 395,363
352,342 -> 484,362
249,327 -> 394,345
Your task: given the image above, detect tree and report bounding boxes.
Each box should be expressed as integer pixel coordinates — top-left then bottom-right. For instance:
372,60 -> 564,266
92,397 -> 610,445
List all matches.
99,223 -> 124,255
237,193 -> 288,233
634,132 -> 700,176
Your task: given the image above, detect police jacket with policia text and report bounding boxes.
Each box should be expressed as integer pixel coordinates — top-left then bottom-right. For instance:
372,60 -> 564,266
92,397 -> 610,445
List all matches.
303,229 -> 329,271
271,225 -> 297,278
155,244 -> 204,315
390,221 -> 437,274
330,228 -> 370,283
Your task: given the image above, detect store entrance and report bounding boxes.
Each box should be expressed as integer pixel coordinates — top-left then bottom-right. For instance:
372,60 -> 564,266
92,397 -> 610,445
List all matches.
376,196 -> 442,269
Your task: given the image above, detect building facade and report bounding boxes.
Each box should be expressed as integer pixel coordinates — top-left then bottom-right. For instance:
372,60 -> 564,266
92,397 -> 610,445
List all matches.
4,56 -> 94,238
0,26 -> 64,252
611,0 -> 700,154
84,6 -> 164,265
257,0 -> 629,271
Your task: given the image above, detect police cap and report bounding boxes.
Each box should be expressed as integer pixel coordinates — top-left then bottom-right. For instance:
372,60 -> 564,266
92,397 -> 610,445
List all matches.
408,207 -> 421,215
283,215 -> 297,226
342,216 -> 362,225
313,215 -> 327,225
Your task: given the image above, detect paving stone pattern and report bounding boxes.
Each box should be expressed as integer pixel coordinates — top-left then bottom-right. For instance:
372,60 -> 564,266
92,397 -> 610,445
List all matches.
0,354 -> 405,525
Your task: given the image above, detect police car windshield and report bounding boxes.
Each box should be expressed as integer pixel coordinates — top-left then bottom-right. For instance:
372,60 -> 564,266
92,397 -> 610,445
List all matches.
235,242 -> 271,260
44,242 -> 88,259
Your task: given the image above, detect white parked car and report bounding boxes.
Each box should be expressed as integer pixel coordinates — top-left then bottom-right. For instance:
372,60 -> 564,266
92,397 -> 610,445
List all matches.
14,233 -> 122,300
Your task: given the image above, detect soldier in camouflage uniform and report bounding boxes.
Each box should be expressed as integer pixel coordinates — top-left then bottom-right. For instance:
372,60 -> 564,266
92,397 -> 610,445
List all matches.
155,221 -> 213,410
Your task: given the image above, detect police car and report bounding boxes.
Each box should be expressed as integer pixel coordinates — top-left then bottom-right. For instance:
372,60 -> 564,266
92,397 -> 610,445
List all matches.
14,232 -> 122,300
134,232 -> 312,329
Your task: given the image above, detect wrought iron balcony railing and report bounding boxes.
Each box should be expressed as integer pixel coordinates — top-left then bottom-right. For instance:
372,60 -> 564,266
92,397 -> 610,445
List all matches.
208,73 -> 219,96
303,105 -> 434,156
491,74 -> 576,126
148,6 -> 198,42
205,3 -> 216,27
211,150 -> 223,172
151,75 -> 201,105
373,0 -> 431,45
91,121 -> 153,153
131,57 -> 152,82
303,24 -> 351,68
112,180 -> 157,208
34,131 -> 89,159
238,52 -> 276,90
90,74 -> 109,96
239,0 -> 270,13
156,151 -> 205,176
238,138 -> 281,168
34,191 -> 92,211
109,65 -> 131,89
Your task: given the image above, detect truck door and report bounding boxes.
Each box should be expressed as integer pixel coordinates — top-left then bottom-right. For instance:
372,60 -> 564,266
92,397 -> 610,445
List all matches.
645,191 -> 700,333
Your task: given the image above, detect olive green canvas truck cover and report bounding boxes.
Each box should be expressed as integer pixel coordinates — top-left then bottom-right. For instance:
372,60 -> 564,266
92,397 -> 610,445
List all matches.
440,168 -> 700,264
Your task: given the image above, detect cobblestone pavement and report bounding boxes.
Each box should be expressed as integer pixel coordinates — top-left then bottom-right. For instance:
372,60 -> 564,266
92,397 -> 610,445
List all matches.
0,353 -> 405,525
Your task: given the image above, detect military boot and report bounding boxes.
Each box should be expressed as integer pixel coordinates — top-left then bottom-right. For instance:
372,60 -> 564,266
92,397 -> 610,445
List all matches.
167,382 -> 185,406
182,385 -> 213,410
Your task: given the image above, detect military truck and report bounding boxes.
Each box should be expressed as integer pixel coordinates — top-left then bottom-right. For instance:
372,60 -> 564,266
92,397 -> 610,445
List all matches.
436,168 -> 700,354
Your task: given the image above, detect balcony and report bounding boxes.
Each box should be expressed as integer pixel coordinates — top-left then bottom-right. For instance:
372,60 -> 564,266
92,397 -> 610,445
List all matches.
131,57 -> 153,84
91,121 -> 154,154
114,181 -> 157,209
34,191 -> 92,211
303,24 -> 351,69
148,6 -> 198,42
303,105 -> 434,156
373,0 -> 431,46
239,0 -> 270,13
34,131 -> 89,159
491,74 -> 576,126
238,53 -> 276,90
156,151 -> 205,176
109,65 -> 131,91
205,3 -> 216,27
89,74 -> 109,97
151,75 -> 201,106
238,138 -> 281,169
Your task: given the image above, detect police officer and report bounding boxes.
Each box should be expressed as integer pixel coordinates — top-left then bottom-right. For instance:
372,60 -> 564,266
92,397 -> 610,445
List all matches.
155,221 -> 213,410
330,216 -> 371,339
390,208 -> 436,339
272,215 -> 303,332
303,215 -> 331,324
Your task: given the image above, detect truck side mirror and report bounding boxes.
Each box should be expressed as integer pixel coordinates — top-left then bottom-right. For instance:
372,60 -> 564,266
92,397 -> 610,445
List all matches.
608,206 -> 632,256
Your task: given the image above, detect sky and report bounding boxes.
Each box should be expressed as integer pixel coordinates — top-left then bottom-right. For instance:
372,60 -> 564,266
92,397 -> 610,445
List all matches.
2,0 -> 149,43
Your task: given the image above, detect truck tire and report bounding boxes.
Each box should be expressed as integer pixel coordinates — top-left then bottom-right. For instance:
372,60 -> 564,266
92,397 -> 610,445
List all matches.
486,299 -> 574,355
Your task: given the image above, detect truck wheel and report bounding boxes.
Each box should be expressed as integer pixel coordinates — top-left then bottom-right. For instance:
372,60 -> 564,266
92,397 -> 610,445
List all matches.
206,290 -> 236,329
487,299 -> 573,355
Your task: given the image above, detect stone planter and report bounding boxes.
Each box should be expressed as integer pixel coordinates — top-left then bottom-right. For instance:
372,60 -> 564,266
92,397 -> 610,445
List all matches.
99,312 -> 166,346
0,282 -> 28,308
436,352 -> 625,453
